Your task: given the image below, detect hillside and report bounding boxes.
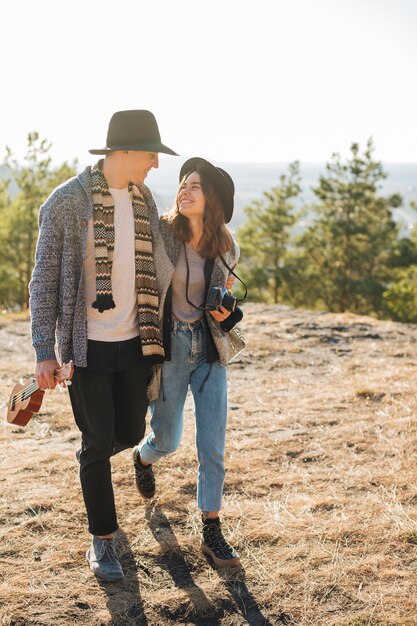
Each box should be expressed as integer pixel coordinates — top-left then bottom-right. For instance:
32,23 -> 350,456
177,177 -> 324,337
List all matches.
1,304 -> 417,626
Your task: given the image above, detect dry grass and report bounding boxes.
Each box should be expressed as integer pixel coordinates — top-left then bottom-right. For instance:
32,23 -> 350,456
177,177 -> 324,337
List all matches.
1,304 -> 417,625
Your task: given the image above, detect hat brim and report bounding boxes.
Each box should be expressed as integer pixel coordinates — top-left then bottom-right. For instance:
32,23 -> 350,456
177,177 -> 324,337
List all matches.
89,141 -> 178,156
179,157 -> 234,223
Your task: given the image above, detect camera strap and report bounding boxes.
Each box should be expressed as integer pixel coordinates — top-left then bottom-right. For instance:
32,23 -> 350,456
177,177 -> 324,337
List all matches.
219,256 -> 248,303
182,242 -> 248,311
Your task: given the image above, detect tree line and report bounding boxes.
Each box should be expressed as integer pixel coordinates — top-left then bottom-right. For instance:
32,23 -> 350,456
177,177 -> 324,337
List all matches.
0,134 -> 416,322
0,134 -> 76,310
237,140 -> 417,323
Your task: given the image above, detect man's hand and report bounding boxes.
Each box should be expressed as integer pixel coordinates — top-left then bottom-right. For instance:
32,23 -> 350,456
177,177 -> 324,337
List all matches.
36,359 -> 60,390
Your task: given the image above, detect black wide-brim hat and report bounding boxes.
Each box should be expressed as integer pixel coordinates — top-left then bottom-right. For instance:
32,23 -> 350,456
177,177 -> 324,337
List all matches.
89,110 -> 178,156
179,157 -> 234,223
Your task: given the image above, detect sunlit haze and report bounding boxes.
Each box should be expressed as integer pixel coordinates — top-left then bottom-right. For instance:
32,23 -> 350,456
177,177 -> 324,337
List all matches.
2,0 -> 416,166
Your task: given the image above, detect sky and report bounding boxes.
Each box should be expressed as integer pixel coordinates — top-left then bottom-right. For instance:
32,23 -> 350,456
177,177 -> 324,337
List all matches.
1,0 -> 417,167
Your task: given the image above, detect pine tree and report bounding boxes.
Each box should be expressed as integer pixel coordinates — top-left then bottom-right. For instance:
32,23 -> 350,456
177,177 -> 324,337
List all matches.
0,179 -> 16,309
382,200 -> 417,322
237,161 -> 301,303
382,265 -> 417,322
298,139 -> 402,315
0,133 -> 76,309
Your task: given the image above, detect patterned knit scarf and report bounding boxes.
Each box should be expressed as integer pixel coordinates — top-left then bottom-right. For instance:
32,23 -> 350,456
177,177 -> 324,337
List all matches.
90,160 -> 164,361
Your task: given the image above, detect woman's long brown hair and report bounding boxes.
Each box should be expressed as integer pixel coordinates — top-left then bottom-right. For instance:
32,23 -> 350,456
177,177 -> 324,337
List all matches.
166,163 -> 233,259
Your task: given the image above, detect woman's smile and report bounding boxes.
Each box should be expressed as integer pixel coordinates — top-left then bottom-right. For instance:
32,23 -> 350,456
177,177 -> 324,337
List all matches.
178,172 -> 205,217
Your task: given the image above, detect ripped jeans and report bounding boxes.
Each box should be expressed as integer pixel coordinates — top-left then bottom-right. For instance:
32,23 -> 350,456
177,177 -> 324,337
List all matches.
140,319 -> 228,512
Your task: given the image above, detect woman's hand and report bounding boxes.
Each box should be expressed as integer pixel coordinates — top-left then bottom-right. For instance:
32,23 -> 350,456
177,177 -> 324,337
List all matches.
209,306 -> 231,323
209,275 -> 235,322
226,274 -> 235,290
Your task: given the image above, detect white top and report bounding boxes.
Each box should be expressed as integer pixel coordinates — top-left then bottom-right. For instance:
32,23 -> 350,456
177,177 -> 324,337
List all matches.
84,187 -> 139,341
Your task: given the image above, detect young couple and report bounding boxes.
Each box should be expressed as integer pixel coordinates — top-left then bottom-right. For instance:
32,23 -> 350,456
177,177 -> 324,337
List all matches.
30,110 -> 245,583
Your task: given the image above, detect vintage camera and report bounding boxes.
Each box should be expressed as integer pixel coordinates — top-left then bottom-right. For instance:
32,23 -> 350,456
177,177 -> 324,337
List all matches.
206,285 -> 237,312
220,306 -> 243,332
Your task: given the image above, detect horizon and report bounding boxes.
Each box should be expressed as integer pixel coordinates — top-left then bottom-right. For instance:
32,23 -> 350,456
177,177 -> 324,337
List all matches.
1,0 -> 416,165
46,157 -> 417,170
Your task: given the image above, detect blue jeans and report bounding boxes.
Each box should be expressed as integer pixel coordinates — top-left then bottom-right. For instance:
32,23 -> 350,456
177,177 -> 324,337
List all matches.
140,319 -> 228,512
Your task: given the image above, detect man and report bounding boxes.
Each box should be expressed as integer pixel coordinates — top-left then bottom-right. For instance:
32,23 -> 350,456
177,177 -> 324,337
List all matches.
29,110 -> 178,582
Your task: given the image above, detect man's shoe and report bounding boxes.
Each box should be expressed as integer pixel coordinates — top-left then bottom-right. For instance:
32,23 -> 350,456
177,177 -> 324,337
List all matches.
86,536 -> 124,582
133,446 -> 155,498
201,517 -> 240,568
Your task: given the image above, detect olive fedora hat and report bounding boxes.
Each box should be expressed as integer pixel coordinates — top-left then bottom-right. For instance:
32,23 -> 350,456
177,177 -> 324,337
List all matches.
89,110 -> 178,156
179,157 -> 235,223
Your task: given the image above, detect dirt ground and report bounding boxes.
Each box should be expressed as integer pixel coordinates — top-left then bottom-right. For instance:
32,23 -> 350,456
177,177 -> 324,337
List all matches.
1,303 -> 417,626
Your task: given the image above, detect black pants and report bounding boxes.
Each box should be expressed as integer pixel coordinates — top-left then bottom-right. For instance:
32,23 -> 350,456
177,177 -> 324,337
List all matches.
68,337 -> 151,536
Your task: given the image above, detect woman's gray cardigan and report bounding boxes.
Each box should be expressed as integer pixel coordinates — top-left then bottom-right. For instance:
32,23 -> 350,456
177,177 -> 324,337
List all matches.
29,166 -> 160,367
147,216 -> 246,400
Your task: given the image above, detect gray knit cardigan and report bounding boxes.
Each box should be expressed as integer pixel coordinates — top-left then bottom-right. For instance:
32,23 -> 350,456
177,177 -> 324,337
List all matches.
29,166 -> 160,366
147,215 -> 246,400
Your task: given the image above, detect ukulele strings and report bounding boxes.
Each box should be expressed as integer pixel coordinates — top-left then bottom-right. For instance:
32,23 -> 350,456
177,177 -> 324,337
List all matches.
12,382 -> 40,405
12,377 -> 68,405
11,365 -> 71,407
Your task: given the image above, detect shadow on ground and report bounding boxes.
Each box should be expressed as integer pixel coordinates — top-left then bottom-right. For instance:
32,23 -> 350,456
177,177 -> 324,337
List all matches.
146,503 -> 277,626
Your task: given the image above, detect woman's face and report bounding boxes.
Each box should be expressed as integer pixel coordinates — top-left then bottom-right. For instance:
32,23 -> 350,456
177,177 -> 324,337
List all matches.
178,171 -> 206,219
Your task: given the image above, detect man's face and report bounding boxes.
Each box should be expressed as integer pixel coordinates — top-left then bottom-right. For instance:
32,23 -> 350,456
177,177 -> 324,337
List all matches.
126,151 -> 159,185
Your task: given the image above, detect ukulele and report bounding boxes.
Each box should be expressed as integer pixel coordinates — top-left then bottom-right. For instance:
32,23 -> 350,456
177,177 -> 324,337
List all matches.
6,361 -> 74,427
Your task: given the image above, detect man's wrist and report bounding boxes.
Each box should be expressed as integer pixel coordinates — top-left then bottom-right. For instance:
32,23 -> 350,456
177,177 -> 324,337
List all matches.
35,345 -> 57,362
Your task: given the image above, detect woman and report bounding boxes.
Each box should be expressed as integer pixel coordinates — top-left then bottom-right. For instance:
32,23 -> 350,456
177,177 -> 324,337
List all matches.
133,157 -> 245,567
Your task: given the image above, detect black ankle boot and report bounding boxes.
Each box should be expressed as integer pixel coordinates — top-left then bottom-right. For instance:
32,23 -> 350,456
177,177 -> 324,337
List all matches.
133,446 -> 155,498
201,516 -> 240,567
